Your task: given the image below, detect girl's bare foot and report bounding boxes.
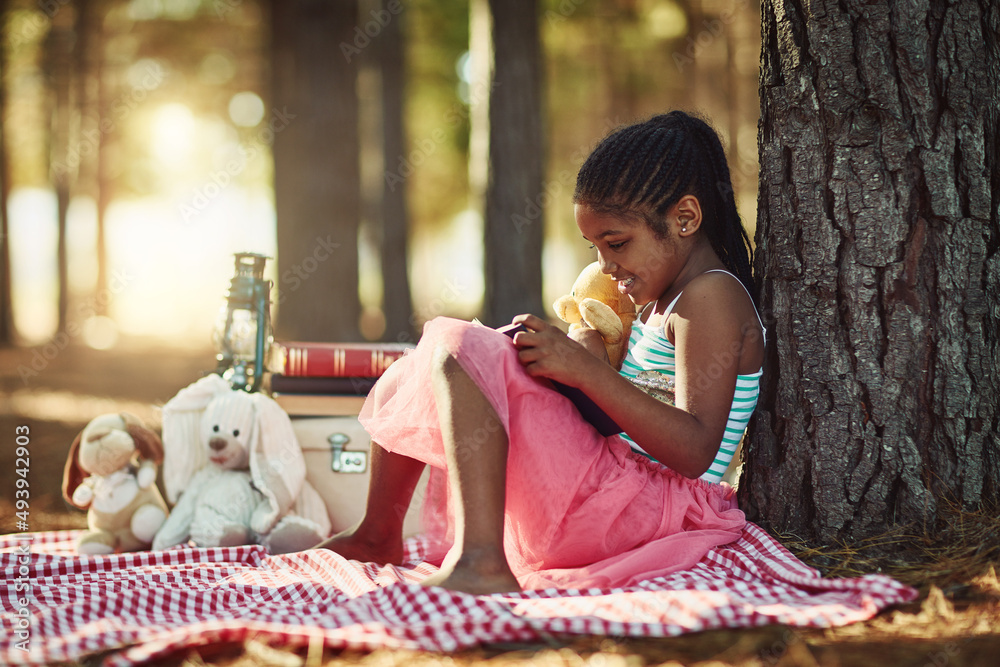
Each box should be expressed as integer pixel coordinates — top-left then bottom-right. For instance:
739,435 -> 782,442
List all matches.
314,525 -> 404,565
421,547 -> 522,595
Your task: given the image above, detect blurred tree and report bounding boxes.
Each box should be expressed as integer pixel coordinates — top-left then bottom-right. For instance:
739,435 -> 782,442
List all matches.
473,0 -> 545,326
74,0 -> 110,317
376,0 -> 414,342
42,4 -> 74,336
271,0 -> 362,342
742,0 -> 999,544
90,0 -> 111,317
0,0 -> 14,345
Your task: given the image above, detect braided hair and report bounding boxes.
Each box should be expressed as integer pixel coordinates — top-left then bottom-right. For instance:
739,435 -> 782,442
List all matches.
574,111 -> 755,301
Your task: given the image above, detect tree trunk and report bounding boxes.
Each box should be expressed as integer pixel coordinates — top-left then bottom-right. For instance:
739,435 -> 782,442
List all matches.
741,0 -> 1000,544
93,1 -> 110,316
378,0 -> 414,343
0,0 -> 14,345
271,0 -> 362,342
44,10 -> 75,336
476,0 -> 545,327
75,0 -> 110,317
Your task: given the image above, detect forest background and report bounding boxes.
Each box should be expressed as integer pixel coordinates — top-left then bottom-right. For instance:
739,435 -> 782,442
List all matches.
0,0 -> 759,349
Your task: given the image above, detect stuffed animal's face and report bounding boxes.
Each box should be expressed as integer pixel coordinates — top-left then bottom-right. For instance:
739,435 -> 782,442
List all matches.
573,263 -> 634,315
200,392 -> 256,470
78,414 -> 138,476
554,261 -> 636,325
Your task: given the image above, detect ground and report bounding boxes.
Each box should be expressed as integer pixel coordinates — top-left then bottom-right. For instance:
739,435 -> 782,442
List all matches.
1,341 -> 998,667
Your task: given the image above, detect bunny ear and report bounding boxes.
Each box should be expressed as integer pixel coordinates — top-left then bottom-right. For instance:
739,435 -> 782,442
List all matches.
248,393 -> 306,530
124,418 -> 165,464
161,374 -> 232,503
62,432 -> 87,507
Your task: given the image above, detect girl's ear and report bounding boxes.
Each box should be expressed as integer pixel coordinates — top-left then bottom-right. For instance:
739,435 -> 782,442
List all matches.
674,195 -> 703,237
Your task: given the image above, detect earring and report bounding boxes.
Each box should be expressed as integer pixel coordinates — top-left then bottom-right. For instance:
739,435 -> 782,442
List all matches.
681,226 -> 687,232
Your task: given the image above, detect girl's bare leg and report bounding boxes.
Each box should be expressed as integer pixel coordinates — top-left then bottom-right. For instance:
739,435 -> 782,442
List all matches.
420,347 -> 521,594
315,442 -> 425,564
315,360 -> 425,564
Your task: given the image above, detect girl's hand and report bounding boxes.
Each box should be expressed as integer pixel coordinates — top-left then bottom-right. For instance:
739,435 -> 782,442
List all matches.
508,314 -> 603,387
567,326 -> 611,364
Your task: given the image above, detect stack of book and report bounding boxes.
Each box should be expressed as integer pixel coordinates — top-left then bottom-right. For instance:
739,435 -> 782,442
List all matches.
268,341 -> 414,416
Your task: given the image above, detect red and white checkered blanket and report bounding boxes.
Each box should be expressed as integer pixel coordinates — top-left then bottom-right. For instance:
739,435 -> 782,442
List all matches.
0,524 -> 917,666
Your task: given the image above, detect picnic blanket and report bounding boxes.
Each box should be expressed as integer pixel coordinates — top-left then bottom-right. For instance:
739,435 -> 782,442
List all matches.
1,524 -> 917,666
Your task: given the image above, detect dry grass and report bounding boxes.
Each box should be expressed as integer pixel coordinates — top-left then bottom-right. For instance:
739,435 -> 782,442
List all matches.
773,498 -> 1000,591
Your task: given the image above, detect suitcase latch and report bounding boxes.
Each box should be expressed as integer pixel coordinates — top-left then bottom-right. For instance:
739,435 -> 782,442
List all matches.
328,433 -> 368,473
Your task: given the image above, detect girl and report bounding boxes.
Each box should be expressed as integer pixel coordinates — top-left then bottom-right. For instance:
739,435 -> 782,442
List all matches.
317,111 -> 764,595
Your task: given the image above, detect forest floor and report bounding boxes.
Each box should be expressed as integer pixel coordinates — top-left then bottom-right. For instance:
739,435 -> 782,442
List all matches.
1,341 -> 998,667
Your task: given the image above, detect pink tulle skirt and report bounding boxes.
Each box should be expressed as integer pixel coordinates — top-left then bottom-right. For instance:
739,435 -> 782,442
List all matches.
359,317 -> 745,590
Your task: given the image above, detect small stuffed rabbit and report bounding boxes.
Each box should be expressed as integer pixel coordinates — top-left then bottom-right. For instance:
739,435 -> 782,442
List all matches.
153,374 -> 331,554
62,413 -> 170,555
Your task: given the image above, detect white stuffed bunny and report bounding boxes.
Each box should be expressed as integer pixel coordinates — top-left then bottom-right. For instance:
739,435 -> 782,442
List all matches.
62,413 -> 169,555
153,374 -> 331,554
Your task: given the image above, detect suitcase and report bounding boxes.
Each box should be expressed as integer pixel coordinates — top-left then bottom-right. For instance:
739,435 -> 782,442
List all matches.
292,416 -> 427,537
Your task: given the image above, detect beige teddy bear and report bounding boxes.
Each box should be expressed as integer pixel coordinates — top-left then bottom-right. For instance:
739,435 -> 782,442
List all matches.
62,413 -> 170,554
553,261 -> 637,369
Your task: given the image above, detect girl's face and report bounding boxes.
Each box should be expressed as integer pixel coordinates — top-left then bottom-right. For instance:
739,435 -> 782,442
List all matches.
575,204 -> 680,307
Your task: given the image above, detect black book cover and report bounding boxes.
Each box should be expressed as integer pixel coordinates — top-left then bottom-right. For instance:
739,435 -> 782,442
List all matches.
269,374 -> 377,395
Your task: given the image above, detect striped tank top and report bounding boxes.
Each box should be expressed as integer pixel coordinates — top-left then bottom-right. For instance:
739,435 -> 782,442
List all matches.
617,270 -> 764,484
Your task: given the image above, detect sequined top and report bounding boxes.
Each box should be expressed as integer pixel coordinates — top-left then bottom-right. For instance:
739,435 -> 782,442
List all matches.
617,271 -> 764,484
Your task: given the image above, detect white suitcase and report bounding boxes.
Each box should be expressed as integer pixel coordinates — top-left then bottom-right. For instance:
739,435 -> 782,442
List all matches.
291,416 -> 427,537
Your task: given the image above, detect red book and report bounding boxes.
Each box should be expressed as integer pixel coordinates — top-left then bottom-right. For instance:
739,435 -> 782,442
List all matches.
271,341 -> 413,378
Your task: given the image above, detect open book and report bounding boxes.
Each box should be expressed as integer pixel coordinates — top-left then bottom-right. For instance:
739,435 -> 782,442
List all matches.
497,322 -> 623,437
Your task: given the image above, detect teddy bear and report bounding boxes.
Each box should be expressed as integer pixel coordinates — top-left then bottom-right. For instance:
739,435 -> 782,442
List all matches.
152,374 -> 331,555
553,261 -> 637,369
61,413 -> 170,555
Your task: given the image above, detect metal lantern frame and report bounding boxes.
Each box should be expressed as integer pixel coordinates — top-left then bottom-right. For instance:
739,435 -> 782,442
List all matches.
214,252 -> 272,393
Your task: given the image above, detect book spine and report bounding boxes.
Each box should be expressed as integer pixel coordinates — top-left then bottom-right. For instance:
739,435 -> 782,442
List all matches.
278,345 -> 409,377
269,375 -> 377,395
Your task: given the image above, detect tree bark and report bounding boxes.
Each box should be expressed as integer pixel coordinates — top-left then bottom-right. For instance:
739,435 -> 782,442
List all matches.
271,0 -> 362,342
742,0 -> 1000,544
476,0 -> 545,327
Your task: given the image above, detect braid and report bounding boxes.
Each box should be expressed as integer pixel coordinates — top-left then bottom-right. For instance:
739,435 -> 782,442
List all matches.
627,132 -> 664,203
635,129 -> 678,210
574,110 -> 755,302
693,119 -> 755,300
